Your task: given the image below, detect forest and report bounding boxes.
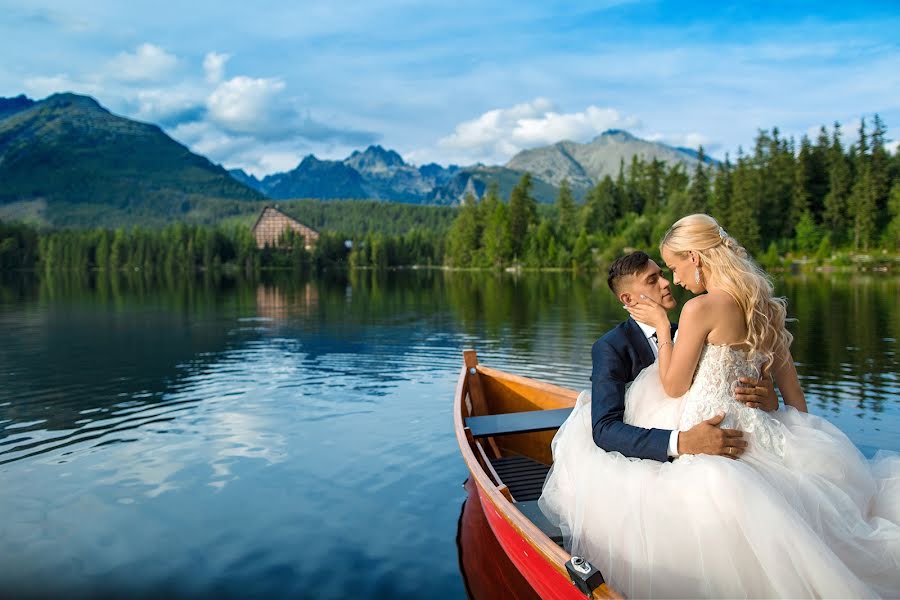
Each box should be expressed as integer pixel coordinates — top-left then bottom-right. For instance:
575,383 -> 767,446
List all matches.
442,115 -> 900,270
1,116 -> 898,273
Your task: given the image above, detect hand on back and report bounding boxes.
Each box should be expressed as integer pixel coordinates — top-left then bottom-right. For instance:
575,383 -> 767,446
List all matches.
678,413 -> 747,459
734,373 -> 779,411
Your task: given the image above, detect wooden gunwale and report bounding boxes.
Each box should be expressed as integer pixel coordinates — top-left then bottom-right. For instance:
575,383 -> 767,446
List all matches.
454,356 -> 619,600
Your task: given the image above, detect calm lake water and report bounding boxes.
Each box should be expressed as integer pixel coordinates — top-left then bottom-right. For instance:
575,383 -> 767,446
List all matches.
1,270 -> 898,598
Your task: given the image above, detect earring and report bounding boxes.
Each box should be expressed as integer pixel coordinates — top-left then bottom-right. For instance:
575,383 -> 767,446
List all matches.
694,268 -> 702,285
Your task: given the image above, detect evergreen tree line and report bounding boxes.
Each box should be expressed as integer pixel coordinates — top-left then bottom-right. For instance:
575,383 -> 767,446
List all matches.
0,220 -> 446,273
445,116 -> 900,269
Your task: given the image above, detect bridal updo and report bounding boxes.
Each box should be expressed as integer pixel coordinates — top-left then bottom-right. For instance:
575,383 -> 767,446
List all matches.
660,214 -> 793,369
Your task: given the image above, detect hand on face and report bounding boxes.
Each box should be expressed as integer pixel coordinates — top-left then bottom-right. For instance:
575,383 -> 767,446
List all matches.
624,294 -> 669,330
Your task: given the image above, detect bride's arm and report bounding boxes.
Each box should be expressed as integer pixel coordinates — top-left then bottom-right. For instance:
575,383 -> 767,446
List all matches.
628,296 -> 711,397
772,346 -> 808,412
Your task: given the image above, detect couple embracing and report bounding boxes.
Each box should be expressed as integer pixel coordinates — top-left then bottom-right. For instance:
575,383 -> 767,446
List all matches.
539,214 -> 900,599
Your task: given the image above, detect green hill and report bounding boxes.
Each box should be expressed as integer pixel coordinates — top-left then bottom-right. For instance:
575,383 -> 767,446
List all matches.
0,93 -> 262,227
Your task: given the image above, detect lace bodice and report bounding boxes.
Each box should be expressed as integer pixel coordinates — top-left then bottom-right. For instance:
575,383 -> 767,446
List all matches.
678,344 -> 786,457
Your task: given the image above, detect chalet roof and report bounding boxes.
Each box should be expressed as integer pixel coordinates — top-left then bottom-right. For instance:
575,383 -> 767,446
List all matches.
251,205 -> 319,234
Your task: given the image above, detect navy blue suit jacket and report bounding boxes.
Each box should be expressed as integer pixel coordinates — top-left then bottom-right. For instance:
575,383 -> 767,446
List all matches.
590,318 -> 678,462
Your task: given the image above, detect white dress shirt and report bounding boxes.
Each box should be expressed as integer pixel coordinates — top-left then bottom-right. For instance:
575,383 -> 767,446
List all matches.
635,320 -> 681,457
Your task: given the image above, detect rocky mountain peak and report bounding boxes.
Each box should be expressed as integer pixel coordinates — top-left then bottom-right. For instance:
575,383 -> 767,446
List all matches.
591,129 -> 639,143
42,93 -> 106,113
345,144 -> 405,173
0,95 -> 36,120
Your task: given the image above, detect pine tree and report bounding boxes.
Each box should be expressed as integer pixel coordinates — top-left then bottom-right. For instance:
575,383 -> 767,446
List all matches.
790,137 -> 813,236
583,176 -> 617,234
851,118 -> 876,250
709,156 -> 733,228
482,197 -> 511,267
823,123 -> 852,244
508,173 -> 537,260
447,193 -> 482,267
793,210 -> 820,254
809,126 -> 831,219
728,151 -> 761,253
555,179 -> 577,236
869,114 -> 891,237
572,230 -> 592,270
686,146 -> 711,214
626,156 -> 643,214
641,159 -> 665,215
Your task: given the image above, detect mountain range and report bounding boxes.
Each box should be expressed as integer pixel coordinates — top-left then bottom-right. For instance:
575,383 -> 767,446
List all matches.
231,130 -> 712,205
0,92 -> 712,226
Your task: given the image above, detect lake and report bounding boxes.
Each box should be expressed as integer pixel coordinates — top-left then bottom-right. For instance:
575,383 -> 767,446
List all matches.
1,270 -> 898,598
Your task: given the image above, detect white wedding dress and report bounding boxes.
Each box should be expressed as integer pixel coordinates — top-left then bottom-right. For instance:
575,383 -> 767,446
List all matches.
539,344 -> 900,599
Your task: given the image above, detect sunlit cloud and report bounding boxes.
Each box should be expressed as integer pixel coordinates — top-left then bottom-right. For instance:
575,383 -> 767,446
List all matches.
2,2 -> 897,174
203,52 -> 230,85
106,43 -> 178,83
430,98 -> 641,165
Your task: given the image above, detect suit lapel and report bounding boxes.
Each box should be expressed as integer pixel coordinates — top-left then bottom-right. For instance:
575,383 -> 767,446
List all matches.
624,318 -> 656,371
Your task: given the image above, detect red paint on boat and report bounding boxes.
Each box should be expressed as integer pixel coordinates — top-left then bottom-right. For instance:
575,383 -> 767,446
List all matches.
458,478 -> 541,600
477,486 -> 587,600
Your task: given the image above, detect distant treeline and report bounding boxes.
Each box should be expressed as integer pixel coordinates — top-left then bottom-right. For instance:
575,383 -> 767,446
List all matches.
0,220 -> 445,272
445,116 -> 900,270
2,116 -> 898,273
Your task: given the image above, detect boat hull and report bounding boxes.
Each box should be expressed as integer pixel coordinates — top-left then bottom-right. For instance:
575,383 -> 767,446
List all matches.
474,476 -> 589,600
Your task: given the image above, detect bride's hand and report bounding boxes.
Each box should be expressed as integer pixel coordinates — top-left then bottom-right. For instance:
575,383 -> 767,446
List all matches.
625,295 -> 669,331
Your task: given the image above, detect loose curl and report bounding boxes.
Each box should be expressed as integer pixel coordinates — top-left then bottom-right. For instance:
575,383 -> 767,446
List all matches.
660,214 -> 792,370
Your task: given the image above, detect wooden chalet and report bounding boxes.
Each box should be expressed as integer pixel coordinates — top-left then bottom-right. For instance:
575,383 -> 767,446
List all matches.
251,206 -> 320,250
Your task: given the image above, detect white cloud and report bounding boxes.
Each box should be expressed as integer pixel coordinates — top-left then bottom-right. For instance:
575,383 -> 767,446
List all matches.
647,131 -> 713,151
206,75 -> 288,136
203,52 -> 230,84
434,98 -> 641,165
18,43 -> 378,172
23,73 -> 101,98
107,43 -> 177,82
131,87 -> 205,126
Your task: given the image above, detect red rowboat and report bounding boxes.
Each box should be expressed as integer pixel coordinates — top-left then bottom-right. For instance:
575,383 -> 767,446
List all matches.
454,350 -> 621,599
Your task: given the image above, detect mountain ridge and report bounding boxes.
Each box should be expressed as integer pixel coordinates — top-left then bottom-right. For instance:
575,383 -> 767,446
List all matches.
0,92 -> 263,226
0,92 -> 716,227
236,130 -> 711,205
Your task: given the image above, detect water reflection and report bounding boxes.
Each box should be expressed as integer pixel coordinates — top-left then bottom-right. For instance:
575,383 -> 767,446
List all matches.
0,269 -> 897,598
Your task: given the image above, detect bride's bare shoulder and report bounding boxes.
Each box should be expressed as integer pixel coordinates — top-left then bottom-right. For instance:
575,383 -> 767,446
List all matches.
683,292 -> 741,321
705,289 -> 743,312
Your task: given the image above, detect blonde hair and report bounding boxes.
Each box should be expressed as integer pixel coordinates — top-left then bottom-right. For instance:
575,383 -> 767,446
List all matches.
660,214 -> 792,369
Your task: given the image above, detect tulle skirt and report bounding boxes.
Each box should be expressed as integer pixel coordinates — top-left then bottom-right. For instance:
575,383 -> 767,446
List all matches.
539,367 -> 900,598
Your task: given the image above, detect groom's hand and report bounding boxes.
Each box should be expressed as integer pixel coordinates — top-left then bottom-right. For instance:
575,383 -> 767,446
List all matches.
735,374 -> 778,412
678,414 -> 747,459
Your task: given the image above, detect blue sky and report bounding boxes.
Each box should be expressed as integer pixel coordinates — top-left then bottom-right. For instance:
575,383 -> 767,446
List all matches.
1,0 -> 897,176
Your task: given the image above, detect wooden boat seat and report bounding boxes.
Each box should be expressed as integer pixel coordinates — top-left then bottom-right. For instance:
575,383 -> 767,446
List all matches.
489,455 -> 565,548
465,407 -> 572,438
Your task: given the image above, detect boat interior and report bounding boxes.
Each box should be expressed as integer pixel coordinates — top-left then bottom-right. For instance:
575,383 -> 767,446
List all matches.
458,350 -> 578,547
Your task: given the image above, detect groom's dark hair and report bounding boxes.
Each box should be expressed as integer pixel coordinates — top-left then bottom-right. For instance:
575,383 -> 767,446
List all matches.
607,251 -> 651,295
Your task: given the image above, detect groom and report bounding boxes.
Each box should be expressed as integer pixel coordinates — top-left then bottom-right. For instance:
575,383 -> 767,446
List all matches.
592,251 -> 778,462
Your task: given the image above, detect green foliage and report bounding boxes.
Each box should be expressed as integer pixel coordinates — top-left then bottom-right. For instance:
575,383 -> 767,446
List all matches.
439,114 -> 898,271
883,182 -> 900,252
793,211 -> 821,255
555,180 -> 577,236
508,173 -> 537,259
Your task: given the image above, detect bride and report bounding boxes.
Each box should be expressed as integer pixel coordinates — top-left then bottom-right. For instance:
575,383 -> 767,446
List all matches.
539,214 -> 900,599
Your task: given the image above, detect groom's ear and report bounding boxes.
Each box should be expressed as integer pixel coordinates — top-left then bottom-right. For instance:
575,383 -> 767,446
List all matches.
619,291 -> 633,306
